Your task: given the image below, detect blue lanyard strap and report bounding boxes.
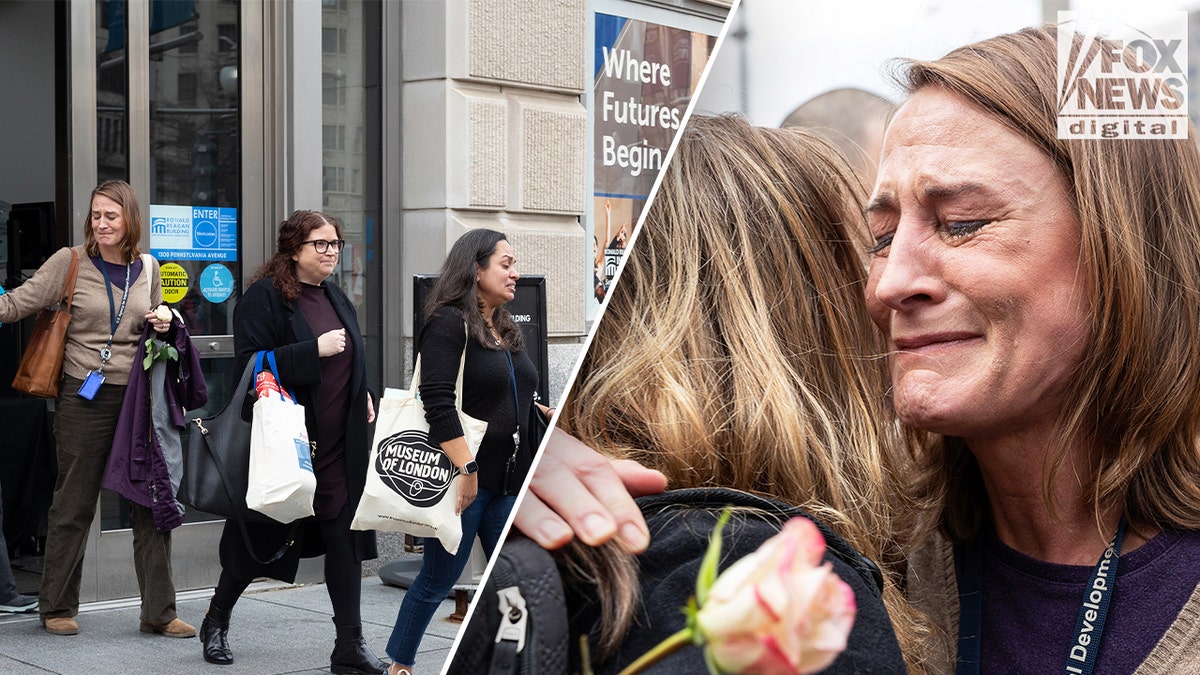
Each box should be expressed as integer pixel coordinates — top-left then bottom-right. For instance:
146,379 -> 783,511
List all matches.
956,539 -> 984,675
97,259 -> 131,364
503,348 -> 519,450
956,517 -> 1127,675
1064,517 -> 1126,675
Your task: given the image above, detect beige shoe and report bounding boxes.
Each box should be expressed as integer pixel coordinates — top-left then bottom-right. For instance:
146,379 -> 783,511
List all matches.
388,664 -> 412,675
42,617 -> 79,636
140,617 -> 197,638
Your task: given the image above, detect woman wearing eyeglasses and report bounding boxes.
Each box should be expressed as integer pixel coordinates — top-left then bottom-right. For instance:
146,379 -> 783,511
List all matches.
199,210 -> 388,674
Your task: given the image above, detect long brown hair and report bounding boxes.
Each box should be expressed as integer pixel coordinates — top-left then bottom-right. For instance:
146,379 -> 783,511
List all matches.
423,228 -> 524,351
559,114 -> 928,672
84,180 -> 143,262
250,210 -> 343,301
894,27 -> 1200,546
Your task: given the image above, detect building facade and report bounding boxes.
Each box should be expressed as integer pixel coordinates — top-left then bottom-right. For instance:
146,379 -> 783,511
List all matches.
0,0 -> 728,602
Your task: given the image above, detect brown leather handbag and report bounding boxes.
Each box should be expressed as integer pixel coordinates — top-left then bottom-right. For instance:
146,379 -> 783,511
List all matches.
12,249 -> 80,398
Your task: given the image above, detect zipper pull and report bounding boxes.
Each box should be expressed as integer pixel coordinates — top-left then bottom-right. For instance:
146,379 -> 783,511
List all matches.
494,586 -> 527,654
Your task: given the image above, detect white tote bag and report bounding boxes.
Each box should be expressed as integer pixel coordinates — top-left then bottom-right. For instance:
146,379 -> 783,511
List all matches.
246,351 -> 317,523
352,329 -> 486,554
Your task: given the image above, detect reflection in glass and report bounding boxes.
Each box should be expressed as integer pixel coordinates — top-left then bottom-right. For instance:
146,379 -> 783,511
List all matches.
322,0 -> 381,393
97,0 -> 129,184
148,0 -> 241,337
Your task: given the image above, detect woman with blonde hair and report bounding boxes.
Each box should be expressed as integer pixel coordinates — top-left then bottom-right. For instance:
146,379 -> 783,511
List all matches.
511,114 -> 927,672
0,180 -> 186,637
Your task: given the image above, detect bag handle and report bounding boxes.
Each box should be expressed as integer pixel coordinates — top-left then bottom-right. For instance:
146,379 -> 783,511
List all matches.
254,349 -> 298,404
409,323 -> 470,408
60,249 -> 80,311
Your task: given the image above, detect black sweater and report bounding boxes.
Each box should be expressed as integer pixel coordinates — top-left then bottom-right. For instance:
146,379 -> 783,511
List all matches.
417,306 -> 539,494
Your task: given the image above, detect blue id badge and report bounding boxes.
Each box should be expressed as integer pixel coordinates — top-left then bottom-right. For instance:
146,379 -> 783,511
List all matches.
78,370 -> 105,400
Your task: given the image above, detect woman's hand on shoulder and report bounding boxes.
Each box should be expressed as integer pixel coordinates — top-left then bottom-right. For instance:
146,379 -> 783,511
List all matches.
514,428 -> 666,553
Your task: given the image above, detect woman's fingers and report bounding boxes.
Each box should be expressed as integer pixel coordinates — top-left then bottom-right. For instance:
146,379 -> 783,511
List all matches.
516,428 -> 665,552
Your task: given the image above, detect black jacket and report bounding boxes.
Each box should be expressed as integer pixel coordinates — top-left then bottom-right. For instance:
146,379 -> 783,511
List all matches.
575,488 -> 907,674
218,277 -> 377,582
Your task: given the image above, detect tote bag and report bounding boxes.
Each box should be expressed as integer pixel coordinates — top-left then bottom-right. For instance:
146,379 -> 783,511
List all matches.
351,329 -> 486,554
245,351 -> 317,523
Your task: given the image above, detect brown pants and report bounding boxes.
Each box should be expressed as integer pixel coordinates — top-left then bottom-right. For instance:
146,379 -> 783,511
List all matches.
38,376 -> 178,625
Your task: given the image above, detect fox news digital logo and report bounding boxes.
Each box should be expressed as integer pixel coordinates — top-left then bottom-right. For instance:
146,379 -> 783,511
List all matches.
1057,11 -> 1188,140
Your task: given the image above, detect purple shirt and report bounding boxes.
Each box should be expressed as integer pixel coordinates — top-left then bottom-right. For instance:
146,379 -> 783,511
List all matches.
960,526 -> 1200,673
90,255 -> 144,289
296,282 -> 352,520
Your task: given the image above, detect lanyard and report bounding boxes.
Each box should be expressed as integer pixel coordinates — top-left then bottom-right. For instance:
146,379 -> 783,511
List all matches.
956,517 -> 1127,675
97,259 -> 131,365
503,348 -> 519,451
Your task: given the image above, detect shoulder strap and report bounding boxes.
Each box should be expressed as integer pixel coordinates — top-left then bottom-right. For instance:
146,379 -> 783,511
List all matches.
143,254 -> 154,305
409,321 -> 470,408
61,249 -> 79,310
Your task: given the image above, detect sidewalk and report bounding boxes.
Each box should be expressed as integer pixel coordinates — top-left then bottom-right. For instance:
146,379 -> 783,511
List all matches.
0,577 -> 461,674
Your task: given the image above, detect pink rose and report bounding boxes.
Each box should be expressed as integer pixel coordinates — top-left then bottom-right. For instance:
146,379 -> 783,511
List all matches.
694,517 -> 857,675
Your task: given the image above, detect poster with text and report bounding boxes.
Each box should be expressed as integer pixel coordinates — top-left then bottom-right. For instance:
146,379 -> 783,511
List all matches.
593,13 -> 715,302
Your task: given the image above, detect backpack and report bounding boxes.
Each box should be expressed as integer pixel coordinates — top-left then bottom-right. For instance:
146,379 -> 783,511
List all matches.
446,536 -> 568,674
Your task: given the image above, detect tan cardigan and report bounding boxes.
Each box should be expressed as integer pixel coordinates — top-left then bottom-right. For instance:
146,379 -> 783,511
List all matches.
0,245 -> 161,386
908,531 -> 1200,674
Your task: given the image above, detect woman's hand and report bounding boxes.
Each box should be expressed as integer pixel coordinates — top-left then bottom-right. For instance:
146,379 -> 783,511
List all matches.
144,307 -> 171,334
456,473 -> 478,515
514,428 -> 666,552
317,328 -> 346,356
367,392 -> 376,424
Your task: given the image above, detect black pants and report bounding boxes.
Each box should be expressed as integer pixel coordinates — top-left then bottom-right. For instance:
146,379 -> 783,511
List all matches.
211,502 -> 362,625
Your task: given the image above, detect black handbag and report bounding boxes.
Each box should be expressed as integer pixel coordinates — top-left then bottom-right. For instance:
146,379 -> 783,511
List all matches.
180,355 -> 301,565
446,536 -> 569,674
179,357 -> 270,523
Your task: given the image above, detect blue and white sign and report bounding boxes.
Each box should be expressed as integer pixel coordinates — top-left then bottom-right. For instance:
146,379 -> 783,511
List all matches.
199,263 -> 234,303
149,204 -> 238,261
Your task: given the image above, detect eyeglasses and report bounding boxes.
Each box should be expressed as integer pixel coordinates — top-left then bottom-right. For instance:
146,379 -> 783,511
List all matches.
302,239 -> 346,254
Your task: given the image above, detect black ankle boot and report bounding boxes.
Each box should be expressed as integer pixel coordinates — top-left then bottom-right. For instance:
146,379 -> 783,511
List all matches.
330,620 -> 389,674
200,604 -> 233,665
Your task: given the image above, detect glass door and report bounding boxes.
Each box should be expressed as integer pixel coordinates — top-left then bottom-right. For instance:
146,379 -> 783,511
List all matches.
88,0 -> 250,601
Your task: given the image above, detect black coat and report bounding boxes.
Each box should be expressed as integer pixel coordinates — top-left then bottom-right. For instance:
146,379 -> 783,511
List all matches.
572,488 -> 907,674
217,277 -> 377,582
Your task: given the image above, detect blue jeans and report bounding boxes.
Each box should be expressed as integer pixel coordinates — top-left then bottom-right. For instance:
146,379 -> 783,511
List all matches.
385,486 -> 515,665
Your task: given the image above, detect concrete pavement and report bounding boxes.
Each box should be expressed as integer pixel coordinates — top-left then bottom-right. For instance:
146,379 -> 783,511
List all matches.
0,576 -> 462,674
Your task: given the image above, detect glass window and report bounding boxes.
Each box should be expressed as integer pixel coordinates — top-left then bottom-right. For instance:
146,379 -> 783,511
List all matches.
322,72 -> 346,106
97,0 -> 128,184
102,0 -> 244,533
323,165 -> 345,192
148,0 -> 242,338
217,23 -> 236,52
177,72 -> 198,104
322,124 -> 346,151
322,0 -> 381,393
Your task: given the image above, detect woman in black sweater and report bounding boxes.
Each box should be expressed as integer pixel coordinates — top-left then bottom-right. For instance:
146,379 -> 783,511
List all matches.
384,229 -> 544,675
199,211 -> 387,674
